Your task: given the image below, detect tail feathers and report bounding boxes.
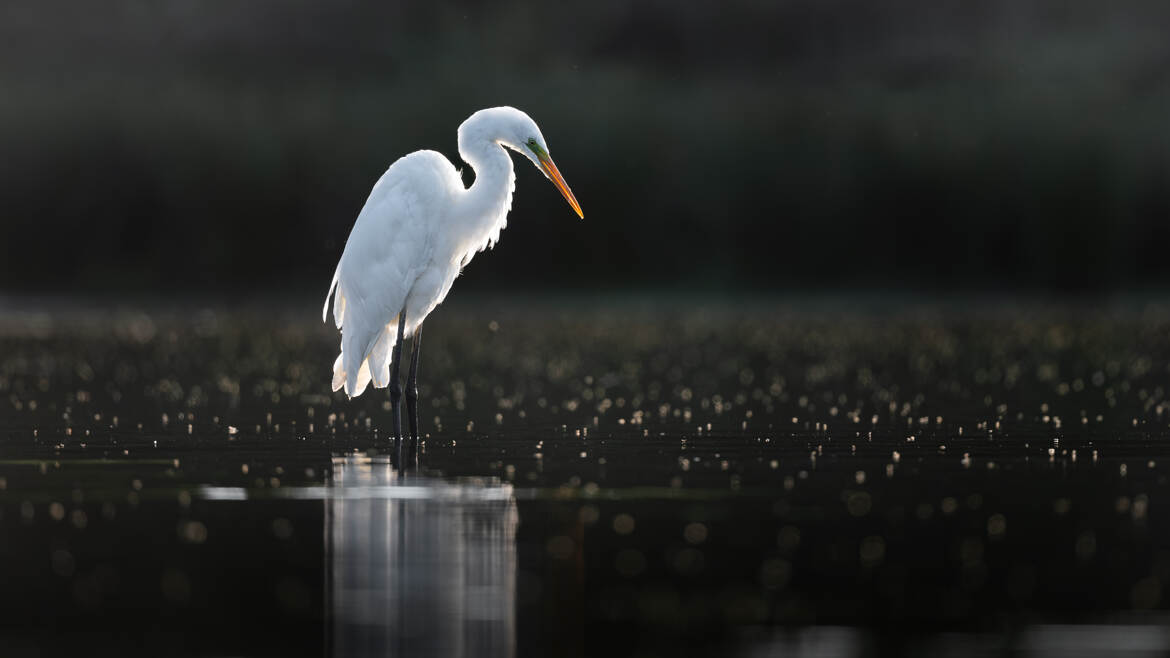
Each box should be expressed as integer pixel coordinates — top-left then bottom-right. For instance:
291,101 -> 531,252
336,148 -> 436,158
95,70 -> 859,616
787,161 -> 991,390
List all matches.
333,319 -> 398,399
331,354 -> 345,392
352,360 -> 373,397
333,352 -> 374,398
367,326 -> 394,388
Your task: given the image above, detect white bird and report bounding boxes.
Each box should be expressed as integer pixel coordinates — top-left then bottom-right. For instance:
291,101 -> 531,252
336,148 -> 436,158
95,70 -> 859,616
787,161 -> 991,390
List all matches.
322,106 -> 583,438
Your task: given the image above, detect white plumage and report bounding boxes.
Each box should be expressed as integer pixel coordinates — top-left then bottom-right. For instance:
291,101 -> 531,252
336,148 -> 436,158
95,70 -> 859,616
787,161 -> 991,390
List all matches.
323,107 -> 583,398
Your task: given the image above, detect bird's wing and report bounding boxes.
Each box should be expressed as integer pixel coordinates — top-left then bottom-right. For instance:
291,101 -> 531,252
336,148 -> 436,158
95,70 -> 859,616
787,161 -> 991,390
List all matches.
323,150 -> 459,398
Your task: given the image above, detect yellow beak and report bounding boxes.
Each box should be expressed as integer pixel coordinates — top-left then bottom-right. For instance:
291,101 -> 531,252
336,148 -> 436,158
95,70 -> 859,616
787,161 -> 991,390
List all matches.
535,150 -> 584,219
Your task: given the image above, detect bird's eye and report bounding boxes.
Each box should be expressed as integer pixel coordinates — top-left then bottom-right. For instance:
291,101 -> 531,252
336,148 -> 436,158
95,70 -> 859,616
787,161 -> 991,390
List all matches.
527,138 -> 537,147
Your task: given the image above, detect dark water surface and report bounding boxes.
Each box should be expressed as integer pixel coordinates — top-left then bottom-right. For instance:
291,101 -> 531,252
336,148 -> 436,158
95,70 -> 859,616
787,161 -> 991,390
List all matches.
2,297 -> 1170,657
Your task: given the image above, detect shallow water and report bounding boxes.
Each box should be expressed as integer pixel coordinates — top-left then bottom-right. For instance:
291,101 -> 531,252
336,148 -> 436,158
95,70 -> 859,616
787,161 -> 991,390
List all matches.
2,297 -> 1170,656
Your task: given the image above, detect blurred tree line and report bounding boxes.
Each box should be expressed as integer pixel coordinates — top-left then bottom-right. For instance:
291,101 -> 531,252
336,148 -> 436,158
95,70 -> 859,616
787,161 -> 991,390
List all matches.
1,0 -> 1168,295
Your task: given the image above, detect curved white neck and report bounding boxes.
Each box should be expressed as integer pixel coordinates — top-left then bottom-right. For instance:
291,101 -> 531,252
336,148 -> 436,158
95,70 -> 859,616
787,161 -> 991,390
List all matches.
459,138 -> 513,202
456,134 -> 516,238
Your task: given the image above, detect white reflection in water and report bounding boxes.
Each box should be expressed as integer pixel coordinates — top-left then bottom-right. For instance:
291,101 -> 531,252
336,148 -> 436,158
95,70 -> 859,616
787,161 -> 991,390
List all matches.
326,455 -> 518,658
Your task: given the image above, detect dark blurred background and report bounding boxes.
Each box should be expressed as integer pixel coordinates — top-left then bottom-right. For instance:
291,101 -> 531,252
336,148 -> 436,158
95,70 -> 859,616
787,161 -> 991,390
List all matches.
1,0 -> 1168,296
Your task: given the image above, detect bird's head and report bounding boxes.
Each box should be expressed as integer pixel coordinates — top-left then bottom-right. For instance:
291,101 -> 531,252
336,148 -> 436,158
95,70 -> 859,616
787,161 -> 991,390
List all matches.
464,106 -> 583,219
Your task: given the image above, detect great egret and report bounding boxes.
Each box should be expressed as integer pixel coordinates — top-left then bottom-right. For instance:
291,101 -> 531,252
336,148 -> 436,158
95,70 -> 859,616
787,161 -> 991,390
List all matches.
322,106 -> 583,440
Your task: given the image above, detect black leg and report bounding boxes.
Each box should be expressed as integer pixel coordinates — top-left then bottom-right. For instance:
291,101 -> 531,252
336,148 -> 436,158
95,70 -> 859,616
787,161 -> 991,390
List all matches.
388,312 -> 406,442
406,324 -> 423,440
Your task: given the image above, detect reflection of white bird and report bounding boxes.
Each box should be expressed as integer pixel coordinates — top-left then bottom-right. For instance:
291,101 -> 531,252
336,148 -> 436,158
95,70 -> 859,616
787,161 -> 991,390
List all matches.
328,455 -> 518,656
322,106 -> 583,438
